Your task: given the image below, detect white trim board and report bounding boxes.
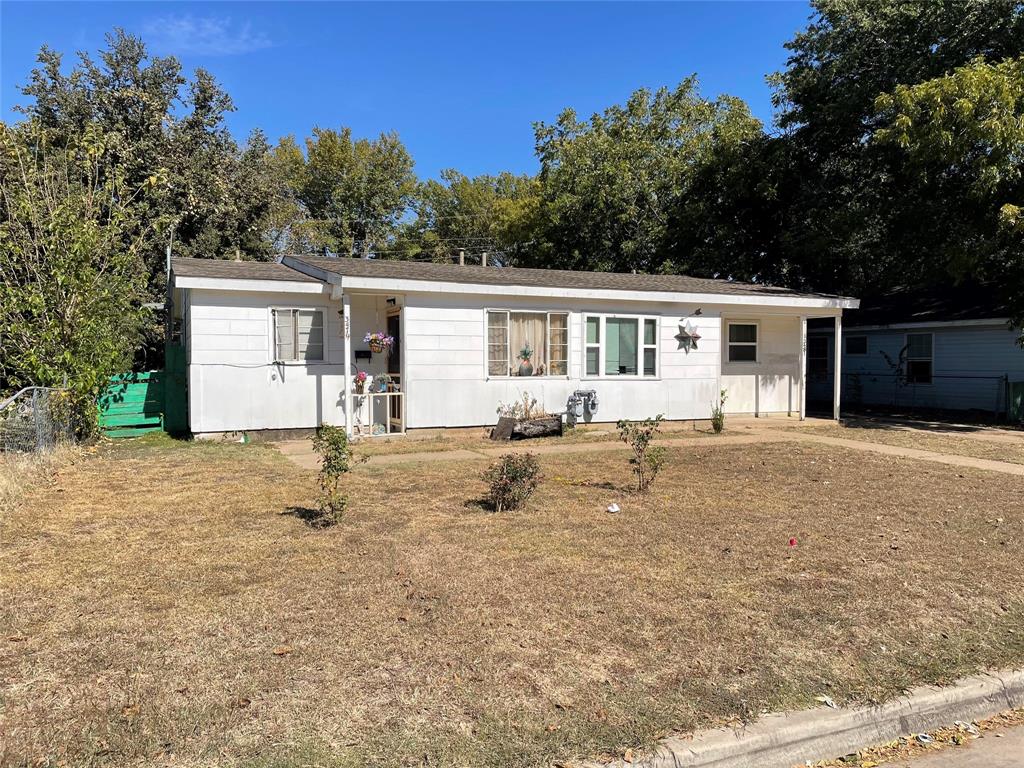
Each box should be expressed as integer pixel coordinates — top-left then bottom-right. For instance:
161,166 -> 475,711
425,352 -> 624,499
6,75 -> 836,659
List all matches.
174,276 -> 328,294
281,257 -> 858,311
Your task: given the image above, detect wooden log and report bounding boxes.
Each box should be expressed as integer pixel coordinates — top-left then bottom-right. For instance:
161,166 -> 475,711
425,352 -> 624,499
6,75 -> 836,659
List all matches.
490,416 -> 517,441
511,414 -> 563,440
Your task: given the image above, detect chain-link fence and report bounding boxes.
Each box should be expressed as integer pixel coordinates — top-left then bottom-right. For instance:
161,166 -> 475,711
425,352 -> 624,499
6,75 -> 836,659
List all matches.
0,387 -> 75,453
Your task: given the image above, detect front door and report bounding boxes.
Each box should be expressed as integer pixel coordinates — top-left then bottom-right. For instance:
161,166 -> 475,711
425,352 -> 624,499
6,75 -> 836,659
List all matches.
386,309 -> 403,430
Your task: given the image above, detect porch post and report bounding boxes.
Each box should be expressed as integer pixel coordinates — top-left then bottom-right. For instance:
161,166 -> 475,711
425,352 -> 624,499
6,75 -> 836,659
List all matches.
799,315 -> 807,421
833,314 -> 842,421
342,291 -> 353,438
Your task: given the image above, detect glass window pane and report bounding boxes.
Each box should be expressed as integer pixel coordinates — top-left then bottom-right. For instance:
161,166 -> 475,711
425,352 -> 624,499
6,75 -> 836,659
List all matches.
297,310 -> 324,360
643,347 -> 656,376
907,359 -> 932,384
907,333 -> 931,359
729,344 -> 757,362
729,324 -> 757,343
586,316 -> 600,344
606,318 -> 638,375
487,311 -> 509,375
809,337 -> 828,357
586,347 -> 599,376
846,336 -> 867,355
644,318 -> 656,345
274,309 -> 295,360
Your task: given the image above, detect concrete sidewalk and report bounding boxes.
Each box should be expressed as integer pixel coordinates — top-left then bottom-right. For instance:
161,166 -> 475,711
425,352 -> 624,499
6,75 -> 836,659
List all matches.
276,423 -> 1024,477
879,725 -> 1024,767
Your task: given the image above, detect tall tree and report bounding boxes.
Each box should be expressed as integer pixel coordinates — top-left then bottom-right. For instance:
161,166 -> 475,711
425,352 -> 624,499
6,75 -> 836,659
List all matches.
769,0 -> 1024,295
16,30 -> 278,297
529,78 -> 763,274
0,121 -> 156,430
874,56 -> 1024,336
274,127 -> 416,257
399,170 -> 541,264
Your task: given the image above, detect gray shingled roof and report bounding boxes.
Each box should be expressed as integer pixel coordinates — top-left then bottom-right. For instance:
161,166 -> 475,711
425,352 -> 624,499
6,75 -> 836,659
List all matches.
171,257 -> 321,283
286,255 -> 851,300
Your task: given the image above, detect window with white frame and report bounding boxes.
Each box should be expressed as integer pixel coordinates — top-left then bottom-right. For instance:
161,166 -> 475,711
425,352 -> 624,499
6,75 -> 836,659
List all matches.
727,322 -> 758,363
583,315 -> 658,377
808,336 -> 828,376
906,332 -> 933,384
486,311 -> 568,376
272,308 -> 324,362
846,335 -> 867,355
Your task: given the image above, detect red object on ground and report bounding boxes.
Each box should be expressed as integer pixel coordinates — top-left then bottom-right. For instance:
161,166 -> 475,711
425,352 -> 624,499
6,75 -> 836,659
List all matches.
788,537 -> 798,547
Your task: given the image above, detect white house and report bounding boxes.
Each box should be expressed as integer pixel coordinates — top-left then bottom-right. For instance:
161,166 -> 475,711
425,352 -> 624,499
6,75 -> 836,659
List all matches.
169,256 -> 858,438
807,283 -> 1024,420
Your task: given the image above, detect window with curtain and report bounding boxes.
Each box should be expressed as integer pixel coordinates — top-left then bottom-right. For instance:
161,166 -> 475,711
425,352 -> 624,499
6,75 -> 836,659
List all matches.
273,308 -> 324,362
583,315 -> 658,377
486,311 -> 569,376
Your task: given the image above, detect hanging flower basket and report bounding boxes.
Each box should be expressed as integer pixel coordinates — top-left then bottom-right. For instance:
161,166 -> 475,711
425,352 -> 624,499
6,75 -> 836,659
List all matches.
365,332 -> 394,355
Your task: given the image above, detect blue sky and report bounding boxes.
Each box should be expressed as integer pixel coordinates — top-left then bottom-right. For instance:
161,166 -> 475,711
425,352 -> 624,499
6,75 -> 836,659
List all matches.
1,1 -> 813,180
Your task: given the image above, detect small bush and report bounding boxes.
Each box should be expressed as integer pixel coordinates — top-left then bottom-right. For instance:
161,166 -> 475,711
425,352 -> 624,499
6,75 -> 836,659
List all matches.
617,415 -> 666,493
711,389 -> 728,433
483,452 -> 541,512
310,423 -> 356,526
495,391 -> 546,421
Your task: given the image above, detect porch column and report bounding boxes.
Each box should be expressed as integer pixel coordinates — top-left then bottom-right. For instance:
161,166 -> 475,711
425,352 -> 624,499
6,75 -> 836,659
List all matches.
342,291 -> 353,438
799,315 -> 807,421
833,314 -> 842,421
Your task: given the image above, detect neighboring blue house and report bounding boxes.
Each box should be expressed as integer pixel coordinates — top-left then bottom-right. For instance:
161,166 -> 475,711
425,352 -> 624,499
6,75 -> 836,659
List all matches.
807,284 -> 1024,421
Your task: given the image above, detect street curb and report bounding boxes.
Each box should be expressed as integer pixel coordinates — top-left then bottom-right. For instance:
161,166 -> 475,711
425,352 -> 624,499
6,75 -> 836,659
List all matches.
589,669 -> 1024,768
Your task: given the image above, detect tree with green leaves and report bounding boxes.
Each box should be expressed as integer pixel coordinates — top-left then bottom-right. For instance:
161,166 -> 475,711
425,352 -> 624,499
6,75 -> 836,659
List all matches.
0,121 -> 157,432
768,0 -> 1024,297
529,78 -> 763,275
874,56 -> 1024,337
398,169 -> 541,264
16,30 -> 278,298
273,128 -> 416,257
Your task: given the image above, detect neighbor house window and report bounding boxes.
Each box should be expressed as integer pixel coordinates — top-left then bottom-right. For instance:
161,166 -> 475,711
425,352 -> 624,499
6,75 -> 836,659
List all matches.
846,335 -> 867,355
906,332 -> 933,384
727,323 -> 758,363
583,315 -> 659,377
273,308 -> 324,362
808,336 -> 828,376
486,311 -> 569,376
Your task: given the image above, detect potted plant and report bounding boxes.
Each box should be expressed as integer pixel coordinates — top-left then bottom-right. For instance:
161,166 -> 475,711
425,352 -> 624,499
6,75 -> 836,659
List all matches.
354,370 -> 368,394
376,374 -> 393,393
364,331 -> 395,355
518,344 -> 534,377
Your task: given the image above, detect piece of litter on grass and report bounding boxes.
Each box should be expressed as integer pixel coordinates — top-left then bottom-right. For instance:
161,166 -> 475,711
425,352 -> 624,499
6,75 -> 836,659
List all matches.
815,695 -> 837,709
607,503 -> 621,514
271,645 -> 293,656
915,733 -> 934,745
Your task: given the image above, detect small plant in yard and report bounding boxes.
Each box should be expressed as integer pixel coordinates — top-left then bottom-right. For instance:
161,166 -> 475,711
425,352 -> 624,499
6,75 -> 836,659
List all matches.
711,389 -> 728,433
617,415 -> 666,493
483,452 -> 541,512
496,391 -> 546,421
310,423 -> 356,526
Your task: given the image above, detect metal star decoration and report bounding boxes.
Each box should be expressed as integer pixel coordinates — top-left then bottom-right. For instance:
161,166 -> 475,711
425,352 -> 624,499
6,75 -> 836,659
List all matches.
675,321 -> 702,352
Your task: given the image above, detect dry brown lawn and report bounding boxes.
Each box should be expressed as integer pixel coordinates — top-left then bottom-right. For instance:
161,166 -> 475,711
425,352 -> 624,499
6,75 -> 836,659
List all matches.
798,422 -> 1024,465
2,433 -> 1024,768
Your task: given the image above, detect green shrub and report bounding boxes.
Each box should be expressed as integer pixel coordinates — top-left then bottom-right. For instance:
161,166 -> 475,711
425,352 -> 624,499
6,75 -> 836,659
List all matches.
711,389 -> 728,433
617,415 -> 666,493
483,453 -> 541,512
310,424 -> 356,526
